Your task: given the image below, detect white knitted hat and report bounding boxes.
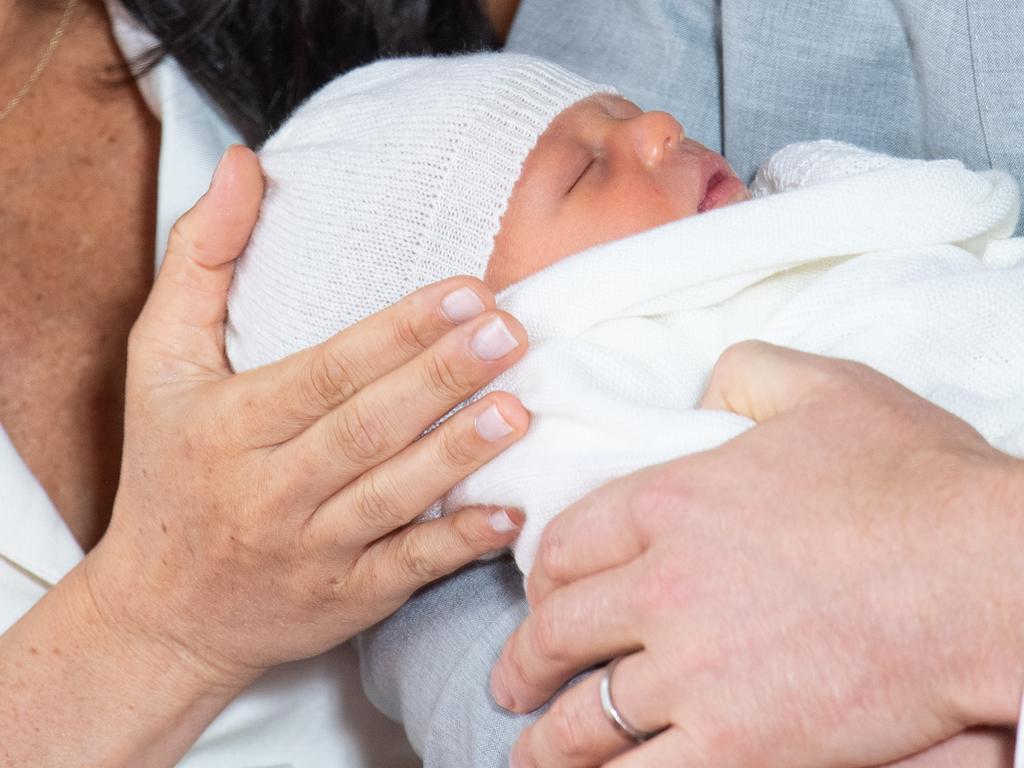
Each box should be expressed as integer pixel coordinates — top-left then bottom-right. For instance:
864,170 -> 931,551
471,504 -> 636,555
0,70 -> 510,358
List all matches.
226,53 -> 615,372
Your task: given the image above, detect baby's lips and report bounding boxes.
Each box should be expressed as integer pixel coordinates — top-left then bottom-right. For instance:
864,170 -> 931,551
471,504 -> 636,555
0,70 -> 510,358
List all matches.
698,169 -> 749,213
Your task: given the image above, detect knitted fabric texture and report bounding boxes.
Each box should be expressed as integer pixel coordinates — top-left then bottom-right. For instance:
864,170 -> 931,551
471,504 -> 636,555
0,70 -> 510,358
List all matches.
443,141 -> 1024,574
226,54 -> 615,372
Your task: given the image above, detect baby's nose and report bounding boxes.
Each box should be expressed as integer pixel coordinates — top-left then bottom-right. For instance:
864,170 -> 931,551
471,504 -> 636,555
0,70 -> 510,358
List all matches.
628,111 -> 685,168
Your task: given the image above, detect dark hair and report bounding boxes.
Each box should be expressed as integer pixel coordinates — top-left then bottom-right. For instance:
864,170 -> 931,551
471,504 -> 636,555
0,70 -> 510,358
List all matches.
121,0 -> 497,145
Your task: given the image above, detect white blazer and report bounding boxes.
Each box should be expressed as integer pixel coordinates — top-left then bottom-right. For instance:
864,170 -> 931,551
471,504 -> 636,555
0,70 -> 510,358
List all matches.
0,5 -> 418,766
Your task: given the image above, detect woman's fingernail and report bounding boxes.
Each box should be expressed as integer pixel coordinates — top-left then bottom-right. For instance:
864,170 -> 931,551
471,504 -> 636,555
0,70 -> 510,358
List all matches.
209,146 -> 235,191
489,508 -> 522,534
476,404 -> 514,442
471,317 -> 519,361
441,287 -> 486,323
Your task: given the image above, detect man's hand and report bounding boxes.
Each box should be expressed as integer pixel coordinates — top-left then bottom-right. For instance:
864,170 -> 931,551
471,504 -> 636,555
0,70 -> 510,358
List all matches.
491,342 -> 1024,768
881,728 -> 1014,768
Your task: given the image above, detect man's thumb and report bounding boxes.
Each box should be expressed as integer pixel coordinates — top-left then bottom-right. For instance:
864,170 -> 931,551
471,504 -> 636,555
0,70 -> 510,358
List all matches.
700,341 -> 850,423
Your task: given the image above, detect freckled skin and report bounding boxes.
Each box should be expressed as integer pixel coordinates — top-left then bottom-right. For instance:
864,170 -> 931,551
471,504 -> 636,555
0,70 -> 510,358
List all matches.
486,94 -> 749,291
1,0 -> 160,552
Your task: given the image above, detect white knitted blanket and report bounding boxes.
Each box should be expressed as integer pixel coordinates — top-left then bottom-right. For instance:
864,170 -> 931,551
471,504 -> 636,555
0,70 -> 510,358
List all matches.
442,141 -> 1024,574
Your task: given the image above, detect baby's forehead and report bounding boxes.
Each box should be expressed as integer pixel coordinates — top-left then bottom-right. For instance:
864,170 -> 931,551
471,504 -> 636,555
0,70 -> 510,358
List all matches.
542,93 -> 642,135
572,92 -> 635,116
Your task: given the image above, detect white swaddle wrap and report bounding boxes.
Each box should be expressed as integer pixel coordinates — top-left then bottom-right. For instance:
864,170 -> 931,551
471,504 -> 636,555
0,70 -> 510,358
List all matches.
442,141 -> 1024,574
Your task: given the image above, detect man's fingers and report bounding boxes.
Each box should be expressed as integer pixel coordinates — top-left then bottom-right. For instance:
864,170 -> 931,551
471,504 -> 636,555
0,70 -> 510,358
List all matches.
133,145 -> 264,381
508,653 -> 668,768
605,729 -> 713,768
310,392 -> 529,545
700,340 -> 861,423
492,564 -> 643,714
526,471 -> 651,607
234,278 -> 495,439
876,728 -> 1016,768
509,672 -> 632,768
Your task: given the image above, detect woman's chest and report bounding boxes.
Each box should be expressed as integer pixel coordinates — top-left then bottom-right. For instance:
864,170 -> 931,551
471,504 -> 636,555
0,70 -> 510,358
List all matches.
0,62 -> 159,550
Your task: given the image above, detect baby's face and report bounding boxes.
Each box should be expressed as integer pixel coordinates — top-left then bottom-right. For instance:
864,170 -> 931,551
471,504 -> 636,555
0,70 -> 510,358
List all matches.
486,95 -> 750,291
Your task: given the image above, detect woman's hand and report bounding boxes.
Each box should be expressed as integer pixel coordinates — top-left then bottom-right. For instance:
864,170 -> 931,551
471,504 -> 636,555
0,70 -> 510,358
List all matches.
0,145 -> 531,768
87,145 -> 531,682
491,342 -> 1024,768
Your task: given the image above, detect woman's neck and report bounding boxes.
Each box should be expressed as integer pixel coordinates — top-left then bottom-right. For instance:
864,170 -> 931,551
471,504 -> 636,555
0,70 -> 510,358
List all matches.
0,0 -> 160,551
0,0 -> 72,71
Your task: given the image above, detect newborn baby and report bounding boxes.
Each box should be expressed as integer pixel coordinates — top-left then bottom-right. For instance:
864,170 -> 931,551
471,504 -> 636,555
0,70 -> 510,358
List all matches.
226,53 -> 748,370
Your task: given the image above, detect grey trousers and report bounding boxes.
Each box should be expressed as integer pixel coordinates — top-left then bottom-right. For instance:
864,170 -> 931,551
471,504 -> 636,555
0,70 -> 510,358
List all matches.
357,3 -> 1024,765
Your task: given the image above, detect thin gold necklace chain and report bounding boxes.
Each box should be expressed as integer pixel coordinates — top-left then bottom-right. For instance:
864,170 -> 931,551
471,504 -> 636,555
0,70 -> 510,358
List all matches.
0,0 -> 80,124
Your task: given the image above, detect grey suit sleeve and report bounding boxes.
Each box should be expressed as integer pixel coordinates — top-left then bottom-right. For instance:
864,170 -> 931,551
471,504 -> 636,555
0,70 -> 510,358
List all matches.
356,558 -> 541,766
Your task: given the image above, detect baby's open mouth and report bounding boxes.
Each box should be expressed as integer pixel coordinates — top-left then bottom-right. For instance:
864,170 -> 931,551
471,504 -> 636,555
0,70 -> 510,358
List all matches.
698,172 -> 728,213
698,155 -> 747,213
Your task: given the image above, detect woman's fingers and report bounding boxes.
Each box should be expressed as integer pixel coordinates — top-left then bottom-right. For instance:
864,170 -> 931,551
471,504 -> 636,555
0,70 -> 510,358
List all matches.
360,504 -> 525,605
492,563 -> 644,714
234,278 -> 495,439
509,653 -> 668,768
132,145 -> 264,382
311,392 -> 529,545
278,309 -> 528,505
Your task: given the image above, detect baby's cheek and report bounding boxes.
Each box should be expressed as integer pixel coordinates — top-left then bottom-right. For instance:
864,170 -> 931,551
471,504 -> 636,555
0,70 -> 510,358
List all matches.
482,248 -> 516,292
484,182 -> 705,292
485,223 -> 554,292
599,186 -> 695,240
486,208 -> 601,290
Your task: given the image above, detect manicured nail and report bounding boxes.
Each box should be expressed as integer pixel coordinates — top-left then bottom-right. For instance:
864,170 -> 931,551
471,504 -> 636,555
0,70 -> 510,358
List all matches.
488,508 -> 522,534
209,146 -> 234,191
476,404 -> 514,442
471,317 -> 519,361
441,287 -> 486,323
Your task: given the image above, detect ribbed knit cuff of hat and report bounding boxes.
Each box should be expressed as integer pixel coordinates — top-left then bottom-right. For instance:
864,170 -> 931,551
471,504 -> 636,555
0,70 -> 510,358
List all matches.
227,53 -> 616,374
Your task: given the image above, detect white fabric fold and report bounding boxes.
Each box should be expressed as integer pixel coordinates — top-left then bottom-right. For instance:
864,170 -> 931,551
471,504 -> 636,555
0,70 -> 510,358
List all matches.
0,426 -> 83,600
442,140 -> 1024,575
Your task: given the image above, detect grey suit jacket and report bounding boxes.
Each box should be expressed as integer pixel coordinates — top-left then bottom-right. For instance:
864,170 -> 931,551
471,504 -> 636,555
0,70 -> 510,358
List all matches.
358,3 -> 1024,765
